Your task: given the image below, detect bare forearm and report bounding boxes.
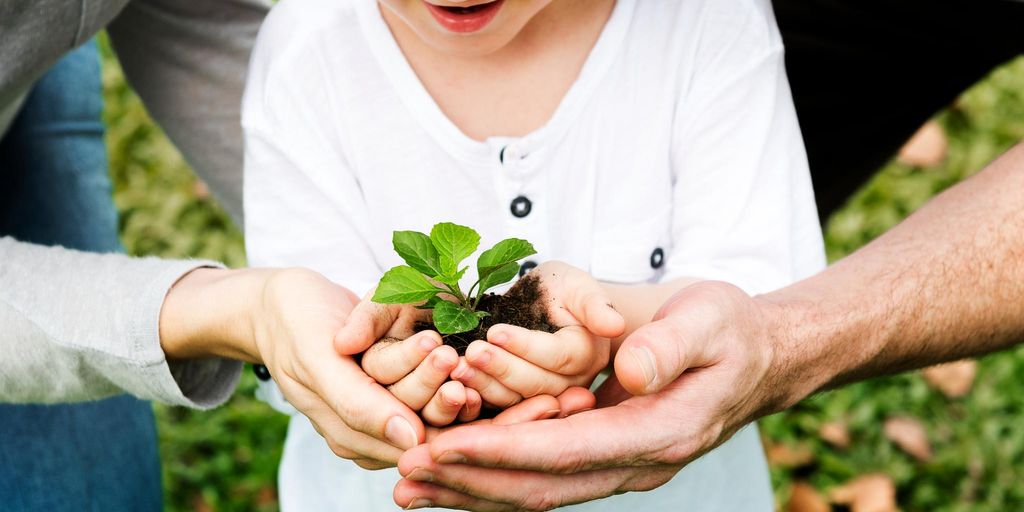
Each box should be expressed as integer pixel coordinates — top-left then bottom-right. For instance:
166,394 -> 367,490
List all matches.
604,277 -> 700,352
764,142 -> 1024,405
159,267 -> 274,364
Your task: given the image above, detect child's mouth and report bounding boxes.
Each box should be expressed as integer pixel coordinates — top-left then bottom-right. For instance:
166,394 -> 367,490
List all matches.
423,0 -> 505,34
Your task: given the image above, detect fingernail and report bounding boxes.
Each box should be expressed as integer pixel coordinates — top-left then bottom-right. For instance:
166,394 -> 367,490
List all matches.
436,451 -> 467,464
542,409 -> 560,419
629,346 -> 658,389
432,353 -> 451,371
471,350 -> 491,366
442,390 -> 461,407
419,336 -> 439,351
405,498 -> 433,510
385,416 -> 418,450
453,366 -> 476,381
489,330 -> 508,345
407,467 -> 434,482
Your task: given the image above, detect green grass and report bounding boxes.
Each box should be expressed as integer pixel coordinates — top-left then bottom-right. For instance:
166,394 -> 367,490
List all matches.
100,31 -> 1024,511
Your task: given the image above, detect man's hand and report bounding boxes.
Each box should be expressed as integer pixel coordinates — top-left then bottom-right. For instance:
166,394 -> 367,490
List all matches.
392,281 -> 791,510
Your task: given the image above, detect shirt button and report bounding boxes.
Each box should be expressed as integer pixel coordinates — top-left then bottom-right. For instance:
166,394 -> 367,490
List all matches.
650,247 -> 665,269
519,260 -> 538,277
253,364 -> 272,381
499,146 -> 507,164
510,196 -> 532,218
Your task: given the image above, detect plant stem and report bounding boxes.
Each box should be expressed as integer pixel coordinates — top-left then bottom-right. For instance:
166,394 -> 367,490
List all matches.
443,282 -> 470,309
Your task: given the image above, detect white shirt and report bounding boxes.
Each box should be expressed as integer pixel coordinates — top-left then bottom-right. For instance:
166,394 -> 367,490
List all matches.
243,0 -> 825,509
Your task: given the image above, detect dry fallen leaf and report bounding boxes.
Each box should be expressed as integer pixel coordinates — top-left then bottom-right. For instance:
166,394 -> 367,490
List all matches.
788,481 -> 830,512
898,120 -> 947,167
922,359 -> 977,398
830,473 -> 898,512
884,416 -> 933,462
819,421 -> 851,449
766,442 -> 815,468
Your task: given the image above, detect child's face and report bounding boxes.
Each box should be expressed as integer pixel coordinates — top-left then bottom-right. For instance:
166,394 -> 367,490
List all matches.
379,0 -> 556,57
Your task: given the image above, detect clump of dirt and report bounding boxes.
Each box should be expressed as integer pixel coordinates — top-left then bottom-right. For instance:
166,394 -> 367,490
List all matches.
415,273 -> 555,355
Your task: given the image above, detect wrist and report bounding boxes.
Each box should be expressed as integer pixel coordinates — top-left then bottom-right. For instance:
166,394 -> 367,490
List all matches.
159,267 -> 273,363
752,291 -> 837,413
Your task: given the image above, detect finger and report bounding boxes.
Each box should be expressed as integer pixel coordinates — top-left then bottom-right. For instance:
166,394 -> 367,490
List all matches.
301,395 -> 404,464
466,340 -> 573,398
457,388 -> 482,423
425,398 -> 669,473
491,394 -> 561,425
334,295 -> 401,355
388,345 -> 459,410
422,381 -> 468,427
562,269 -> 626,339
397,446 -> 679,510
362,331 -> 443,384
394,478 -> 514,511
554,386 -> 596,417
451,357 -> 522,408
614,302 -> 723,396
424,394 -> 561,443
487,324 -> 604,376
291,353 -> 425,451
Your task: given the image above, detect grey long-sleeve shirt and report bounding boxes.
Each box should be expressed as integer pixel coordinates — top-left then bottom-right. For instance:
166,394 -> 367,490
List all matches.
0,0 -> 270,408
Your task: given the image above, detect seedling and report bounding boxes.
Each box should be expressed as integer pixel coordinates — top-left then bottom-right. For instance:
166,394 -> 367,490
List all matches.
372,222 -> 536,335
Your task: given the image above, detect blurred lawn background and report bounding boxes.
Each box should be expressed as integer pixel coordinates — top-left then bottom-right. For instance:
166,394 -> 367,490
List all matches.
99,32 -> 1024,511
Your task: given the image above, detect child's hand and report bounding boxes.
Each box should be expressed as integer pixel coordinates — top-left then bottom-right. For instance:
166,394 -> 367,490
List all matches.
361,332 -> 483,427
456,261 -> 625,406
338,295 -> 481,426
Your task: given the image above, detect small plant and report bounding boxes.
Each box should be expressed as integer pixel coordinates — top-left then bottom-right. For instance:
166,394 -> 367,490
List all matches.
372,222 -> 536,335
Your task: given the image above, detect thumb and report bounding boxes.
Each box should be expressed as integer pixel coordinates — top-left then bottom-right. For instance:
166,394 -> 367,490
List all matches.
614,283 -> 735,395
334,292 -> 400,355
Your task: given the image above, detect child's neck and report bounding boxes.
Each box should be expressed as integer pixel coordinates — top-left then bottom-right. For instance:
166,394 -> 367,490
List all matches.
383,0 -> 615,142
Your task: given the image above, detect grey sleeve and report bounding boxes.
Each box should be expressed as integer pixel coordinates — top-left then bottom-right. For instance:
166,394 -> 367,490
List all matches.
0,237 -> 242,409
107,0 -> 272,225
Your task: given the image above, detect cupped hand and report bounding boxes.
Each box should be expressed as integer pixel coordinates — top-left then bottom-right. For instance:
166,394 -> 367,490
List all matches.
458,261 -> 625,404
251,268 -> 428,470
394,281 -> 792,510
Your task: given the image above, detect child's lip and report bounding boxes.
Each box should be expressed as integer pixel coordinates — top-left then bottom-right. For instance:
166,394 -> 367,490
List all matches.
422,0 -> 505,34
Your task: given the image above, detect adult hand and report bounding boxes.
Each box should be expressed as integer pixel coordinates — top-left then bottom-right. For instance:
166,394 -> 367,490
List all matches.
393,281 -> 795,510
161,267 -> 428,470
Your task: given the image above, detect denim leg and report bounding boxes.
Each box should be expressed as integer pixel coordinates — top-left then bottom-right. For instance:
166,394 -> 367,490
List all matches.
0,40 -> 162,512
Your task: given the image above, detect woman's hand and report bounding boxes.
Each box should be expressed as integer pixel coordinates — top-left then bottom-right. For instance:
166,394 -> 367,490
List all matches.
457,261 -> 625,405
160,267 -> 427,470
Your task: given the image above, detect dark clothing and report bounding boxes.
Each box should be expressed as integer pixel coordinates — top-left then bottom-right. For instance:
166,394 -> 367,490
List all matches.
774,0 -> 1024,220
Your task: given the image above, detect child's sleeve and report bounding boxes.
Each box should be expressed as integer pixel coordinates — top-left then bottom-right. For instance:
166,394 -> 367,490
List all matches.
665,1 -> 826,295
241,16 -> 380,296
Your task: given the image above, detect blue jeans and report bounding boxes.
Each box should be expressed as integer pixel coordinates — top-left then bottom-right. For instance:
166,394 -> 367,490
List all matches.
0,41 -> 162,511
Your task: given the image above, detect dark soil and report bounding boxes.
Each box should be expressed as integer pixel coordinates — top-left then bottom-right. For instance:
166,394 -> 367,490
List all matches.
415,273 -> 555,355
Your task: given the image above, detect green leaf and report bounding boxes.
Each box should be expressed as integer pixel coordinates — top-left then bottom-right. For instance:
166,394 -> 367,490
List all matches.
415,295 -> 445,310
432,300 -> 480,335
372,266 -> 443,304
478,238 -> 536,276
393,231 -> 444,277
474,310 -> 490,319
476,261 -> 519,296
430,223 -> 480,276
434,266 -> 468,287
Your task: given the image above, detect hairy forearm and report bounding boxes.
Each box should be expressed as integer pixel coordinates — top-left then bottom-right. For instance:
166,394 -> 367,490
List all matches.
763,142 -> 1024,406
